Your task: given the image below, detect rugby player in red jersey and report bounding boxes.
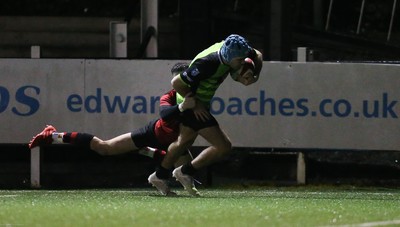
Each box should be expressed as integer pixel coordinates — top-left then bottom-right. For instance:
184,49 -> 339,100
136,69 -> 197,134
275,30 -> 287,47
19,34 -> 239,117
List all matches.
29,63 -> 193,196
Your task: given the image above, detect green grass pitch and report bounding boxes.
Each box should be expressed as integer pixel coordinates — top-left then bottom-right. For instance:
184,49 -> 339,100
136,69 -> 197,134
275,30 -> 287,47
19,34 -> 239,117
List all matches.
1,186 -> 400,227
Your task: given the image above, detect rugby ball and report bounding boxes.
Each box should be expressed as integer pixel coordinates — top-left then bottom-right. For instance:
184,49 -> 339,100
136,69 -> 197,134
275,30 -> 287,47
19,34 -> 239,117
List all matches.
240,58 -> 255,76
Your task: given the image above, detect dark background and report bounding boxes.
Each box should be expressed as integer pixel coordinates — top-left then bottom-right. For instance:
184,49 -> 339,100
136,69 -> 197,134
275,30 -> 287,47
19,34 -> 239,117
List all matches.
1,0 -> 400,61
1,0 -> 400,188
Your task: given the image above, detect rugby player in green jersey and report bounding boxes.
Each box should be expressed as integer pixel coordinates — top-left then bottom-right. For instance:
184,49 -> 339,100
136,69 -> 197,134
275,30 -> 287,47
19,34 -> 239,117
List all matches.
149,34 -> 263,196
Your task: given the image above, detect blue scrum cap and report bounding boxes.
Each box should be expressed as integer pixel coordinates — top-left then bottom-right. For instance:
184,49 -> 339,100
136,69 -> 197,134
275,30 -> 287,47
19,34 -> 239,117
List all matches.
220,34 -> 252,63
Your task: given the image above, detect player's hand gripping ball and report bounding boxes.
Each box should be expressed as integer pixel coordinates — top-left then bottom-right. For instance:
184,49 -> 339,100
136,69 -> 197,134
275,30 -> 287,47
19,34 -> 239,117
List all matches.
240,57 -> 255,77
230,58 -> 254,80
230,57 -> 257,86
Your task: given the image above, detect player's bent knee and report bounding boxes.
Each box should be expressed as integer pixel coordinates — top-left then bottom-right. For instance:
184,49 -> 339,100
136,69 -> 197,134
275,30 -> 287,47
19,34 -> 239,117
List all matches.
176,136 -> 196,149
216,140 -> 232,156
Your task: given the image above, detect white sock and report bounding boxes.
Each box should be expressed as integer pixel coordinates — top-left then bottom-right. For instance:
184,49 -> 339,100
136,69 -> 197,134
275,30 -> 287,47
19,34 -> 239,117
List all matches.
138,147 -> 155,158
52,132 -> 64,144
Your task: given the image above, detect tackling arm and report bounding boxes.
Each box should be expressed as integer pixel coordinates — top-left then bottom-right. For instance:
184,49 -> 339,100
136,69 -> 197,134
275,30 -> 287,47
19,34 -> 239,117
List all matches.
158,90 -> 180,121
171,74 -> 192,97
159,90 -> 195,121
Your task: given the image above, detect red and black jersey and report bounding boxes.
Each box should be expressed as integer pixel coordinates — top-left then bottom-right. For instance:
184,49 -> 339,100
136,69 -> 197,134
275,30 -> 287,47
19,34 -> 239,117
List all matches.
153,90 -> 182,146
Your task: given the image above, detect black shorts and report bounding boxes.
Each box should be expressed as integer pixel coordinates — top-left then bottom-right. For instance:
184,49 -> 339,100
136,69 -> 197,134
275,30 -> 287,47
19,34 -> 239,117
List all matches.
130,119 -> 168,151
181,109 -> 219,131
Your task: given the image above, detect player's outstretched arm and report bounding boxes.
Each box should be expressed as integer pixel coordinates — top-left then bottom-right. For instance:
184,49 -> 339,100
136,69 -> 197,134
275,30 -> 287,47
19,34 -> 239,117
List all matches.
171,75 -> 192,97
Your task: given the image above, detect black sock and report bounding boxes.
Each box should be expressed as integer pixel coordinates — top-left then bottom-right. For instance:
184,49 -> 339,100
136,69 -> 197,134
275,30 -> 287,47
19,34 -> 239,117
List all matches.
156,166 -> 172,179
153,149 -> 166,163
181,162 -> 196,176
63,132 -> 94,148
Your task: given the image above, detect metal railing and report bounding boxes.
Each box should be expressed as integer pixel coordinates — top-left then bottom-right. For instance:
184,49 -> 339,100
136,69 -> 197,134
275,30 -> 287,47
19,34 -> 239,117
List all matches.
325,0 -> 398,41
135,26 -> 156,58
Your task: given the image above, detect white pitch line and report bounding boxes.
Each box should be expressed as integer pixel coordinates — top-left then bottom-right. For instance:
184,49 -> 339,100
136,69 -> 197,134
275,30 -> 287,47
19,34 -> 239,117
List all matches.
323,219 -> 400,227
0,224 -> 24,226
0,195 -> 18,198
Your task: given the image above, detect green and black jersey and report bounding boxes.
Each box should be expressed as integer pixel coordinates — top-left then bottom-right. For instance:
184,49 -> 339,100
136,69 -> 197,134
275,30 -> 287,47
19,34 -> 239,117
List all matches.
177,41 -> 231,108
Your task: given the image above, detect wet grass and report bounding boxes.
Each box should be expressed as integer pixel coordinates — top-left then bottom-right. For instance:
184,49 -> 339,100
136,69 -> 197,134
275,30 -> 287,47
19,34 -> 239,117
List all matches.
0,186 -> 400,227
